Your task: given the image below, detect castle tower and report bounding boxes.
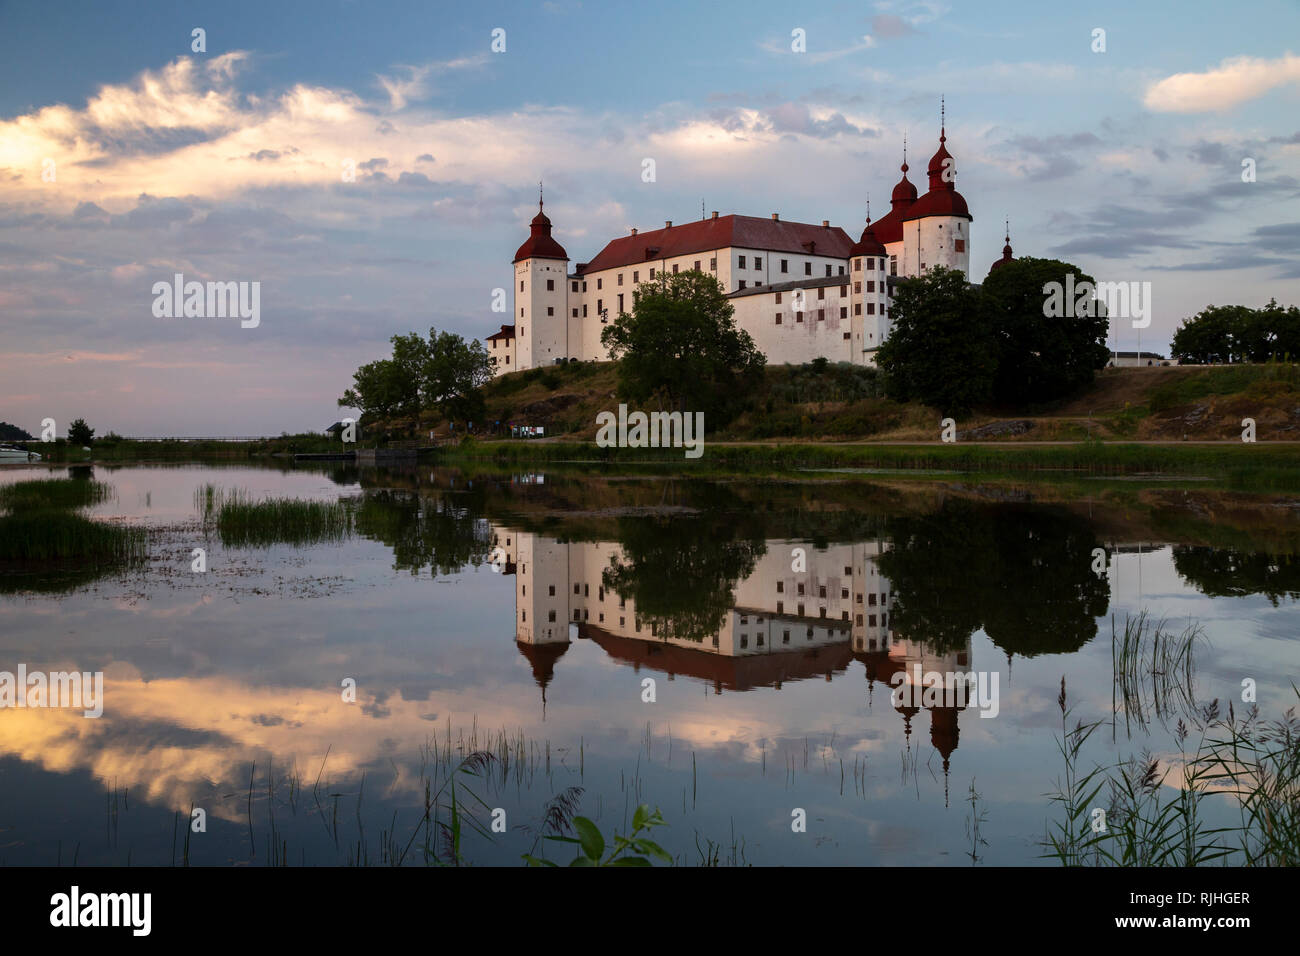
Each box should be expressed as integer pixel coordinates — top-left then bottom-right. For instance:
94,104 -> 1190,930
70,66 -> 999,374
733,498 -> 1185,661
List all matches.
511,190 -> 569,371
988,219 -> 1014,275
901,102 -> 973,277
849,206 -> 889,366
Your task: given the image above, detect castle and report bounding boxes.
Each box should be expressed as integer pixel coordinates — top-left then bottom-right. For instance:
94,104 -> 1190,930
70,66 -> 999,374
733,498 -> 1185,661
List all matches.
487,115 -> 1015,375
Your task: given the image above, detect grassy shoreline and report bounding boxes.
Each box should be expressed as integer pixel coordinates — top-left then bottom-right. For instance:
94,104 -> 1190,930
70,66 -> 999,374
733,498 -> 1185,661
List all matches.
436,438 -> 1300,489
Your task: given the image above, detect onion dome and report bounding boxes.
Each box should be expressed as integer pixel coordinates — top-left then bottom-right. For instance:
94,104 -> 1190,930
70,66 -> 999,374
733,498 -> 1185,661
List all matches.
849,215 -> 887,257
927,128 -> 953,192
891,159 -> 917,209
902,119 -> 973,223
989,220 -> 1014,274
512,196 -> 569,263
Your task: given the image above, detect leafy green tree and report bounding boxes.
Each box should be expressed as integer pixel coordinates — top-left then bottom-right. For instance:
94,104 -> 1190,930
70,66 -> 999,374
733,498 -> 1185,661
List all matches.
1171,305 -> 1251,363
67,418 -> 95,446
338,357 -> 404,421
0,422 -> 34,442
421,328 -> 493,423
877,266 -> 996,415
982,257 -> 1109,405
600,270 -> 765,426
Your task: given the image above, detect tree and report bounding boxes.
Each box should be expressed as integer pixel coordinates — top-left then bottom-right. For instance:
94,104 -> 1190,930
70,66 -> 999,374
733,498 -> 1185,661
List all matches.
1171,304 -> 1255,363
982,257 -> 1110,405
0,422 -> 34,442
876,266 -> 996,415
338,327 -> 493,426
421,328 -> 493,423
600,270 -> 765,426
67,418 -> 95,446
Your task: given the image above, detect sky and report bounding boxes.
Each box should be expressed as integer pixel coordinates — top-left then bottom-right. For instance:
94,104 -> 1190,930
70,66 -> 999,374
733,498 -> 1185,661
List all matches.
1,0 -> 1298,435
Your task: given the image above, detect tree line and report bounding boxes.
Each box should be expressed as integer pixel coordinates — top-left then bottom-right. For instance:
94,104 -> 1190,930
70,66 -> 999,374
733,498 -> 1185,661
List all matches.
1170,300 -> 1300,365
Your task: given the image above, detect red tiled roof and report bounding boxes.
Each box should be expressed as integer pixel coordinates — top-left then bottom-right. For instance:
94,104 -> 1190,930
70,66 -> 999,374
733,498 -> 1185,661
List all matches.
513,206 -> 569,263
486,324 -> 515,341
577,215 -> 854,275
869,206 -> 906,244
902,188 -> 972,222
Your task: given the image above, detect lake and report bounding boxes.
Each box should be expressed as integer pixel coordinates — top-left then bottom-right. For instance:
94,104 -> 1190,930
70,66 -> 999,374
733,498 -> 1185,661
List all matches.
1,461 -> 1296,866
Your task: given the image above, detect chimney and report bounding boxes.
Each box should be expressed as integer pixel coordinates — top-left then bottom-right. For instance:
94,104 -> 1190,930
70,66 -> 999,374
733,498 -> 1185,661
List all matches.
665,220 -> 672,228
771,213 -> 780,221
711,210 -> 719,220
822,220 -> 830,228
631,228 -> 637,236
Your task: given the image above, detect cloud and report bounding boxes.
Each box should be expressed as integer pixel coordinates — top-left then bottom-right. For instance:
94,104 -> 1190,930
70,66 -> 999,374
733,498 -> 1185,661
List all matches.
1144,53 -> 1300,113
375,56 -> 488,109
870,14 -> 918,38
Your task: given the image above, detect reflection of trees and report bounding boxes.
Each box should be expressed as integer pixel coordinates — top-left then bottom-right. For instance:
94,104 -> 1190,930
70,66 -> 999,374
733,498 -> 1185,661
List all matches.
878,502 -> 1110,656
601,515 -> 767,643
353,490 -> 491,576
1173,547 -> 1300,606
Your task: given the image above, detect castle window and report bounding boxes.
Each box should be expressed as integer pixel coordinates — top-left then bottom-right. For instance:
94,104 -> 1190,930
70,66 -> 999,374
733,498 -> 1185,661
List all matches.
868,303 -> 875,314
520,280 -> 524,291
571,281 -> 578,292
804,262 -> 812,276
840,308 -> 847,319
840,284 -> 848,296
617,294 -> 624,312
839,265 -> 845,274
755,280 -> 762,286
775,313 -> 782,324
618,273 -> 624,286
783,630 -> 790,644
694,260 -> 700,271
738,255 -> 746,269
520,325 -> 524,336
597,299 -> 602,313
867,281 -> 875,292
825,265 -> 832,277
633,271 -> 639,282
797,583 -> 804,595
574,584 -> 580,595
582,281 -> 587,292
755,257 -> 762,269
777,601 -> 784,613
546,279 -> 554,291
855,304 -> 862,315
572,308 -> 578,318
817,309 -> 825,320
738,280 -> 746,290
672,264 -> 678,273
710,258 -> 717,270
549,585 -> 555,596
583,304 -> 588,317
866,257 -> 874,270
955,239 -> 966,253
854,282 -> 861,294
740,636 -> 748,649
597,277 -> 603,289
520,308 -> 524,317
854,258 -> 861,271
798,604 -> 805,615
649,268 -> 655,278
774,291 -> 782,303
843,332 -> 850,339
819,586 -> 826,598
757,634 -> 764,647
817,288 -> 825,300
780,259 -> 789,273
796,311 -> 804,323
547,307 -> 553,316
889,256 -> 897,276
548,611 -> 556,622
505,355 -> 510,364
842,588 -> 849,598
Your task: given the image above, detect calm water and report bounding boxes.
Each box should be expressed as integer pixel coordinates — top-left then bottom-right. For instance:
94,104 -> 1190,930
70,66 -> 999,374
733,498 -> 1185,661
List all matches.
1,462 -> 1297,866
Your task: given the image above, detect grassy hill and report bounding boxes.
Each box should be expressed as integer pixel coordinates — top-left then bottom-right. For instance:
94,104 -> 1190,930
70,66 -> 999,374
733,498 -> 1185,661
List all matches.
379,361 -> 1300,444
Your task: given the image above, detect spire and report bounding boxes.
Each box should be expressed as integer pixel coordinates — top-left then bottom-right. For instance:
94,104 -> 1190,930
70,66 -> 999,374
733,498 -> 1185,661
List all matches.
940,94 -> 945,142
865,194 -> 871,226
538,178 -> 543,212
891,136 -> 918,211
927,100 -> 954,191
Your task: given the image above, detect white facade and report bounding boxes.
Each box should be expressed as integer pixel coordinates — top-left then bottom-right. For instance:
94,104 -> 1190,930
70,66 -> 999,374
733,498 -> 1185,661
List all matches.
494,127 -> 975,374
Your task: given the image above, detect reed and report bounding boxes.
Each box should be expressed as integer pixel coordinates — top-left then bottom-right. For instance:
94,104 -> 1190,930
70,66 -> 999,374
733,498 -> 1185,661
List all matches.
0,511 -> 146,564
0,477 -> 113,511
196,484 -> 352,547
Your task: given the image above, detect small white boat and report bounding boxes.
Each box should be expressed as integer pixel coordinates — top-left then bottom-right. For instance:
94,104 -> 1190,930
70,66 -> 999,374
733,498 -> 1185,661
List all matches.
0,444 -> 40,462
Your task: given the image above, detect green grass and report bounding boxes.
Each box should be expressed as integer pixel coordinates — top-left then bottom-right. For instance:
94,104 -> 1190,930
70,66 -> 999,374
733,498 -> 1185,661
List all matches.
0,510 -> 146,564
0,477 -> 113,511
198,484 -> 353,548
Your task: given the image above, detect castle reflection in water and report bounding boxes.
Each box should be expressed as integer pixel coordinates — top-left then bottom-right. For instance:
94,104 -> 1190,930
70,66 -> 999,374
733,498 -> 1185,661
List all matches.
494,526 -> 973,784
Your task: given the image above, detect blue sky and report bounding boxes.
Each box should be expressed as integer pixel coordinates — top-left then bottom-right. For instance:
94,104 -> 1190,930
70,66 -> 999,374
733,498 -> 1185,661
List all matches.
2,0 -> 1298,433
